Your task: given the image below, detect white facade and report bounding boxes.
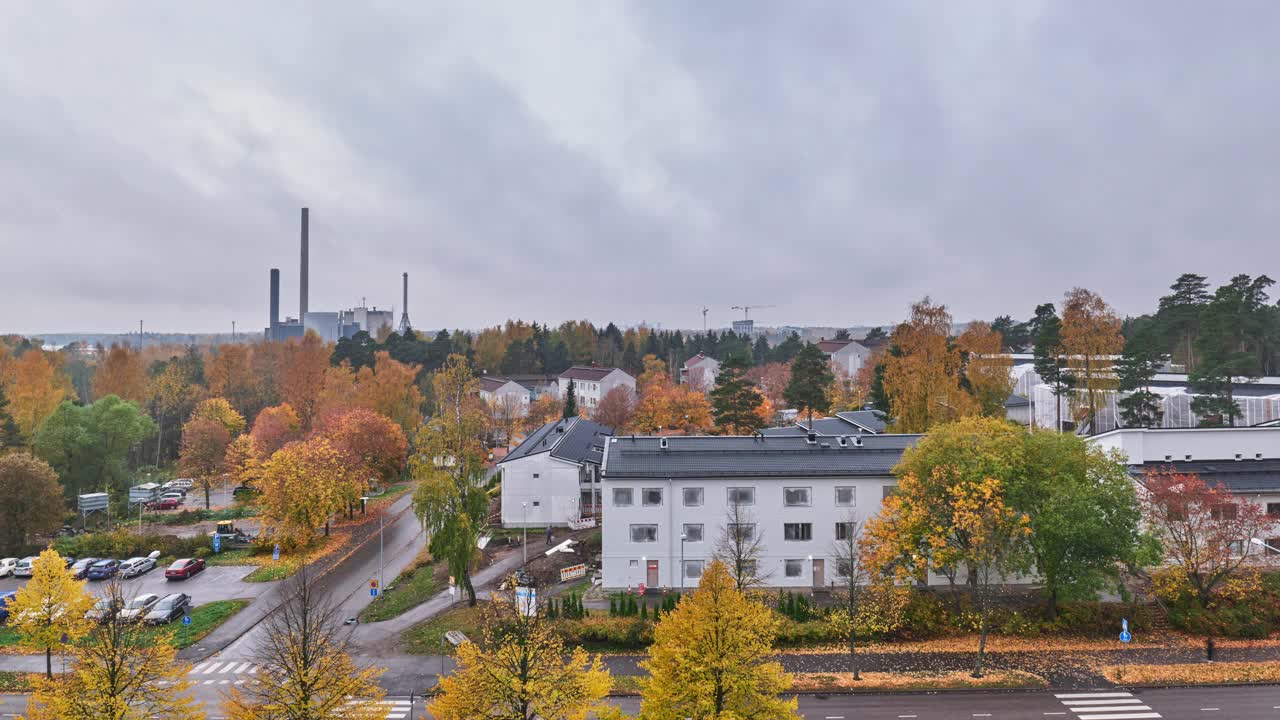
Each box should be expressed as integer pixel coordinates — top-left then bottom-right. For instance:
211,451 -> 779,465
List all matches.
681,354 -> 721,392
558,368 -> 635,411
500,452 -> 588,527
601,475 -> 897,590
1089,426 -> 1280,465
818,340 -> 872,377
480,378 -> 531,417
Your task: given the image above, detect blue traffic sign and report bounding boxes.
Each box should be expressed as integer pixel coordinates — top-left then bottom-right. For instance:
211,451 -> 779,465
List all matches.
212,534 -> 222,553
273,544 -> 281,562
1119,630 -> 1131,643
370,588 -> 378,597
182,615 -> 192,626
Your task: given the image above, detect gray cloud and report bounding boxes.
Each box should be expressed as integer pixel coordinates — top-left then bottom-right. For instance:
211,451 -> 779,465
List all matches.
2,1 -> 1278,336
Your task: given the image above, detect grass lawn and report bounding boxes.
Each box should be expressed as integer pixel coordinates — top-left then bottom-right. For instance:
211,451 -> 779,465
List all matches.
0,600 -> 248,652
0,671 -> 35,692
205,533 -> 344,583
0,626 -> 19,650
359,548 -> 436,623
401,603 -> 487,655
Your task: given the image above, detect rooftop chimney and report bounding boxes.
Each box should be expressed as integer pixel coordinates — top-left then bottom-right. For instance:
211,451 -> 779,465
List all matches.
269,268 -> 280,339
299,207 -> 309,320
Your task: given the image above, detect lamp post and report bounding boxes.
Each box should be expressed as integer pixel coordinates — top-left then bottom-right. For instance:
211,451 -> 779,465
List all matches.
361,496 -> 384,594
521,502 -> 528,565
1251,537 -> 1280,555
680,533 -> 687,592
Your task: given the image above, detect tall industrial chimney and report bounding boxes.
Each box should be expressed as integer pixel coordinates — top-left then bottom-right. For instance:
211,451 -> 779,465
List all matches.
269,268 -> 280,340
299,207 -> 309,321
398,272 -> 412,333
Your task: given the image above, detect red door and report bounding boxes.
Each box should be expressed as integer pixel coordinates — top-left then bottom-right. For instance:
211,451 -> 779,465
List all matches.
646,560 -> 659,588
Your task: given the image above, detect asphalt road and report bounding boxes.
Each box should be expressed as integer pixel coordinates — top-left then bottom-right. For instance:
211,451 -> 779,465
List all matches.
2,685 -> 1278,719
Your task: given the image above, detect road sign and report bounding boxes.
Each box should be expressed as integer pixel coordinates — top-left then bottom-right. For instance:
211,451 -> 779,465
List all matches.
1119,630 -> 1131,643
212,534 -> 221,553
181,615 -> 192,626
515,586 -> 537,617
370,588 -> 378,597
273,544 -> 281,562
370,578 -> 378,589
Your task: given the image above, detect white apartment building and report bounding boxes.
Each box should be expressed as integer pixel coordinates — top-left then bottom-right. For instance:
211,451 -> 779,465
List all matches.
499,417 -> 614,527
479,376 -> 530,417
816,338 -> 872,377
600,434 -> 921,590
680,353 -> 721,392
558,366 -> 635,411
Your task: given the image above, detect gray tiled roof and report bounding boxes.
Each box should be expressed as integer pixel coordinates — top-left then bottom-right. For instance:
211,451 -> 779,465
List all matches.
500,417 -> 614,466
478,376 -> 512,393
603,434 -> 920,479
758,411 -> 887,436
1004,394 -> 1030,408
559,366 -> 617,381
1133,459 -> 1280,493
835,410 -> 888,433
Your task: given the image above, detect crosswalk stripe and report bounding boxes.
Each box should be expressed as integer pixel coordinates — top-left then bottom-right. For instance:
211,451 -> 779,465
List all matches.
190,662 -> 211,674
200,662 -> 223,674
1056,693 -> 1136,699
1075,714 -> 1161,720
1064,699 -> 1144,706
232,662 -> 253,674
1071,708 -> 1152,714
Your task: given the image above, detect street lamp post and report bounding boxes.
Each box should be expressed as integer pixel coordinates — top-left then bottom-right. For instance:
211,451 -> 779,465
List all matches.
1251,537 -> 1280,555
680,533 -> 687,593
521,502 -> 528,565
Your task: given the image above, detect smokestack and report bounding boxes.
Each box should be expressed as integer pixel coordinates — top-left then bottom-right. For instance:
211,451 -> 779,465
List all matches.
299,207 -> 309,320
403,273 -> 409,316
269,268 -> 280,339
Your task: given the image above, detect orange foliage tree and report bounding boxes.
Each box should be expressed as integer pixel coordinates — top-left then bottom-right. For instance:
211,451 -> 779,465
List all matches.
190,397 -> 246,437
956,321 -> 1014,418
249,403 -> 304,459
1060,287 -> 1123,431
314,364 -> 358,422
206,344 -> 259,418
91,345 -> 148,404
8,350 -> 71,444
178,417 -> 231,510
355,352 -> 422,435
881,298 -> 971,432
313,408 -> 408,493
280,332 -> 331,429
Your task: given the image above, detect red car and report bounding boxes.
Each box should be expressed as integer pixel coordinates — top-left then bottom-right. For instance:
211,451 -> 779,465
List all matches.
147,498 -> 181,511
164,558 -> 205,580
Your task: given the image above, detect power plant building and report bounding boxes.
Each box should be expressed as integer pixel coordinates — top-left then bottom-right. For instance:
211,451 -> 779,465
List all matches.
264,207 -> 406,343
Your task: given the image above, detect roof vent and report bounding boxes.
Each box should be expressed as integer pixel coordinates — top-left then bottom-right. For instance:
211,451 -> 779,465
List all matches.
806,432 -> 817,445
853,436 -> 864,447
1235,453 -> 1243,461
819,442 -> 830,448
1257,453 -> 1264,460
659,437 -> 669,450
836,436 -> 848,448
1164,454 -> 1173,462
1185,454 -> 1192,461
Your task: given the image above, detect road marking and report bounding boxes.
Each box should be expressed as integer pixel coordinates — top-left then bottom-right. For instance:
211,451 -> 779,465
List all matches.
1044,714 -> 1067,716
198,662 -> 222,674
974,715 -> 992,718
1075,715 -> 1161,720
1200,710 -> 1218,712
1073,708 -> 1153,714
190,662 -> 211,674
1057,693 -> 1139,699
899,716 -> 918,718
203,679 -> 215,685
1057,690 -> 1161,720
1065,700 -> 1143,706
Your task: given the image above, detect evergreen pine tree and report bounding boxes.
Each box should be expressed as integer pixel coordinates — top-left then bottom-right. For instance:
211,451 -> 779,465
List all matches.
610,596 -> 618,617
1190,275 -> 1273,426
784,343 -> 835,429
1116,324 -> 1165,427
640,601 -> 648,621
709,355 -> 766,434
563,381 -> 578,419
1031,303 -> 1075,431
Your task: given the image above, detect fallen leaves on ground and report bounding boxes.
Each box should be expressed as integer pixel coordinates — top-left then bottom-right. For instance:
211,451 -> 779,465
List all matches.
791,670 -> 1047,691
1105,661 -> 1280,685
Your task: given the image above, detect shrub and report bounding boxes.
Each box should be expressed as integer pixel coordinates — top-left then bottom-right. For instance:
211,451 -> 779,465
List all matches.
51,529 -> 208,561
555,616 -> 653,649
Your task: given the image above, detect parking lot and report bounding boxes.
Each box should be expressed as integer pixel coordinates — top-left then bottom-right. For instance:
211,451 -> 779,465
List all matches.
0,564 -> 262,611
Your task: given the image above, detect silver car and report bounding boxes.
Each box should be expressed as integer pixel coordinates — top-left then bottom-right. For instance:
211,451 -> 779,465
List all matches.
85,597 -> 119,623
117,593 -> 161,622
13,557 -> 36,578
120,552 -> 160,579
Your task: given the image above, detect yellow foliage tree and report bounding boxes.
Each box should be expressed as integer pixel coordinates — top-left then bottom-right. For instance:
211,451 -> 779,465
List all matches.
956,321 -> 1014,418
827,366 -> 865,414
8,350 -> 71,444
1060,287 -> 1123,431
881,298 -> 971,432
355,351 -> 422,435
314,363 -> 358,423
91,345 -> 149,404
257,438 -> 349,548
24,579 -> 201,720
429,588 -> 612,720
206,343 -> 259,417
7,549 -> 95,678
639,560 -> 799,719
190,397 -> 247,437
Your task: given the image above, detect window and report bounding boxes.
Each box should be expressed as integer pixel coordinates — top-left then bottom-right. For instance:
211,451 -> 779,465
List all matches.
682,523 -> 704,542
612,488 -> 634,507
629,559 -> 639,568
532,500 -> 540,507
683,560 -> 705,579
784,487 -> 812,507
1267,503 -> 1280,519
1211,504 -> 1238,520
728,523 -> 755,541
683,487 -> 704,507
835,522 -> 857,541
630,525 -> 658,543
835,486 -> 855,506
1265,538 -> 1280,556
784,559 -> 804,577
727,487 -> 755,506
642,488 -> 663,507
882,485 -> 899,499
532,473 -> 540,479
1228,539 -> 1245,557
784,523 -> 813,541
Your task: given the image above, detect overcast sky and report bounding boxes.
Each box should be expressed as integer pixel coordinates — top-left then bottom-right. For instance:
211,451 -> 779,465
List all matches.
3,2 -> 1279,336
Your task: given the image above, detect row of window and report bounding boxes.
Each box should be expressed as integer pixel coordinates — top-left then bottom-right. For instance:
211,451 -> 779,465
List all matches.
629,521 -> 859,544
613,485 -> 877,508
662,558 -> 854,579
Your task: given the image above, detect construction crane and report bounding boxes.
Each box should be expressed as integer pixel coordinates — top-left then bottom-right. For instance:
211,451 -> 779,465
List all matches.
730,304 -> 776,321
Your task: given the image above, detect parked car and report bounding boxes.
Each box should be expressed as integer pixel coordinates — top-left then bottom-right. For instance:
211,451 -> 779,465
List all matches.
85,596 -> 121,623
166,479 -> 194,490
13,557 -> 36,578
0,592 -> 16,624
120,553 -> 159,579
146,497 -> 181,511
0,558 -> 18,578
165,558 -> 205,580
232,485 -> 254,497
70,557 -> 101,580
63,556 -> 77,569
144,593 -> 190,625
117,593 -> 161,623
86,559 -> 120,580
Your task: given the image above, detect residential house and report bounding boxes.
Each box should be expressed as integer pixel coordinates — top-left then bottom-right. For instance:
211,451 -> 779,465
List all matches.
816,338 -> 872,377
505,374 -> 560,400
479,376 -> 530,417
600,433 -> 922,590
558,366 -> 636,412
680,353 -> 721,392
499,417 -> 614,528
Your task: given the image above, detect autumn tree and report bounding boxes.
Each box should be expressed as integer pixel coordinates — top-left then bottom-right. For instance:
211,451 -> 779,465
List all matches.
1140,468 -> 1277,613
593,385 -> 635,430
880,298 -> 968,432
222,566 -> 383,720
179,417 -> 231,510
280,331 -> 332,429
412,354 -> 490,605
957,321 -> 1014,418
146,359 -> 202,466
629,354 -> 713,434
8,349 -> 71,444
354,351 -> 422,434
8,548 -> 95,678
713,500 -> 769,589
826,366 -> 864,414
0,454 -> 64,554
747,362 -> 791,411
1060,287 -> 1123,432
91,345 -> 148,404
206,343 -> 260,418
430,581 -> 612,720
313,407 -> 408,504
0,384 -> 21,452
26,577 -> 201,720
523,394 -> 563,432
639,560 -> 798,719
709,355 -> 766,434
784,343 -> 834,430
190,396 -> 247,437
1031,303 -> 1074,431
828,515 -> 869,680
224,434 -> 261,491
257,438 -> 349,548
249,403 -> 304,459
